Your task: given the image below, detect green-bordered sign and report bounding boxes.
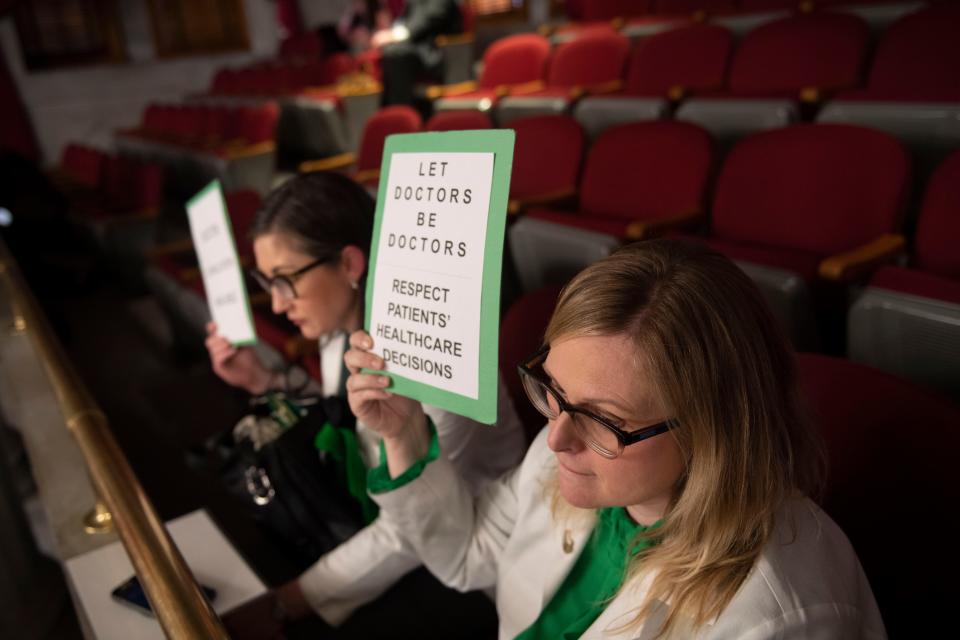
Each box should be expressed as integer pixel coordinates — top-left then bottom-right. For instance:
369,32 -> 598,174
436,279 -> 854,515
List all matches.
186,180 -> 257,346
365,130 -> 516,424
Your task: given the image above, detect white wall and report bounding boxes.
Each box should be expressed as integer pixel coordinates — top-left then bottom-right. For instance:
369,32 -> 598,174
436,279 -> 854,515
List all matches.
298,0 -> 351,30
0,0 -> 279,167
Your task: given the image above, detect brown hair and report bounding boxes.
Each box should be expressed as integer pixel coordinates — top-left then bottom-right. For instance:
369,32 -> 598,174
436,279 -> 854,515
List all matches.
545,239 -> 824,636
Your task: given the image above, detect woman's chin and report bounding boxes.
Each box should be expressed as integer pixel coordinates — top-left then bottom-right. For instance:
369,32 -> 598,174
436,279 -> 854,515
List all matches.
557,475 -> 598,510
298,324 -> 321,340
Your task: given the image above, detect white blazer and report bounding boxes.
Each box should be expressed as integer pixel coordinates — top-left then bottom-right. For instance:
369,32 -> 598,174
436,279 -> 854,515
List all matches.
298,333 -> 527,624
373,428 -> 888,639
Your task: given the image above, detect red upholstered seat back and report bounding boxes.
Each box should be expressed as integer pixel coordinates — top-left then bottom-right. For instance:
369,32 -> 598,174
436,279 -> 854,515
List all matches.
356,106 -> 422,171
737,0 -> 795,10
866,6 -> 960,93
478,34 -> 551,89
425,110 -> 492,131
728,13 -> 869,93
238,103 -> 280,144
545,31 -> 630,88
224,190 -> 263,258
914,150 -> 960,279
797,353 -> 960,635
653,0 -> 736,15
580,0 -> 653,20
580,121 -> 713,221
624,23 -> 732,96
711,124 -> 909,255
510,115 -> 585,200
500,286 -> 562,443
61,144 -> 105,188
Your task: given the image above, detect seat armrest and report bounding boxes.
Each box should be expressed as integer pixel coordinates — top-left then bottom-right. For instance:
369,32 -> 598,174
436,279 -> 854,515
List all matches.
507,80 -> 546,96
818,233 -> 906,282
147,237 -> 195,259
585,79 -> 623,96
299,152 -> 357,174
625,210 -> 705,240
353,168 -> 381,186
425,80 -> 479,99
436,33 -> 475,47
222,141 -> 276,161
508,188 -> 579,216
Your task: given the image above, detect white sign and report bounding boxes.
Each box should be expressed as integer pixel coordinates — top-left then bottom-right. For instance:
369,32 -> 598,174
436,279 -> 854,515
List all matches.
186,182 -> 257,346
368,152 -> 495,400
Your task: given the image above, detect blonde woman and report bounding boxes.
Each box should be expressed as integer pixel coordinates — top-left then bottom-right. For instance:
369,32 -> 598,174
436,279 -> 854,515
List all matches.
344,239 -> 885,639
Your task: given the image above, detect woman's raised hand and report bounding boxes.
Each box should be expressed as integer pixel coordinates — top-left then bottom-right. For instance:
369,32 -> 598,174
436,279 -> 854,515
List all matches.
344,330 -> 424,441
205,322 -> 275,395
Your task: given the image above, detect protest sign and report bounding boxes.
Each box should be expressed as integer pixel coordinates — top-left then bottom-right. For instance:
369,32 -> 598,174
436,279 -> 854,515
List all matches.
187,180 -> 257,346
365,130 -> 515,424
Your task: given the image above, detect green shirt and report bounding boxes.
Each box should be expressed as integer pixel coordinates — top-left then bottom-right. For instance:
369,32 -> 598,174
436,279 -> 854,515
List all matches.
516,508 -> 660,639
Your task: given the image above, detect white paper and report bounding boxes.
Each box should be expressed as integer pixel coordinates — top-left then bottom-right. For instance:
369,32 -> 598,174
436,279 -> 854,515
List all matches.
65,509 -> 267,640
369,152 -> 495,400
186,183 -> 257,345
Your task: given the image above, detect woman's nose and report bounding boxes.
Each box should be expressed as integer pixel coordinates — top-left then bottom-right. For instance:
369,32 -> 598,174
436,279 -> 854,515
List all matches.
546,411 -> 583,454
270,288 -> 290,314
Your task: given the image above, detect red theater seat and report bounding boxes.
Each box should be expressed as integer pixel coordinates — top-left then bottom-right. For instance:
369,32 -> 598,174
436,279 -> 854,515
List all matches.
796,353 -> 960,638
692,123 -> 909,347
299,106 -> 422,187
425,110 -> 492,132
527,120 -> 712,239
496,30 -> 630,125
508,115 -> 586,215
677,12 -> 869,141
574,23 -> 733,138
500,287 -> 562,442
430,33 -> 551,114
817,6 -> 960,161
849,150 -> 960,399
509,120 -> 712,291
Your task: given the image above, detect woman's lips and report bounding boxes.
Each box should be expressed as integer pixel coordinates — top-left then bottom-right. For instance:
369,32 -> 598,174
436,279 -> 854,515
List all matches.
557,458 -> 592,476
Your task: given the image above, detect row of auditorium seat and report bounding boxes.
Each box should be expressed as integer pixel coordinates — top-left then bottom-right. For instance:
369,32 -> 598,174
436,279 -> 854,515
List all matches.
124,103 -> 280,152
208,54 -> 360,97
114,102 -> 280,196
432,4 -> 959,144
54,144 -> 164,222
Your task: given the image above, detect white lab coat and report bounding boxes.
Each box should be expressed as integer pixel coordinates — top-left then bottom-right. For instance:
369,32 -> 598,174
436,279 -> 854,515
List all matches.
372,428 -> 888,639
298,333 -> 526,624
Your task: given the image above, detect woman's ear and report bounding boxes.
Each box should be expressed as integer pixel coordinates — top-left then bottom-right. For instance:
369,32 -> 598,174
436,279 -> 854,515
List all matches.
340,245 -> 367,287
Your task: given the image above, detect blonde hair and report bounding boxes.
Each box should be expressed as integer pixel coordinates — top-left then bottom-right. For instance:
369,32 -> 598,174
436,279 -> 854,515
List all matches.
544,239 -> 824,636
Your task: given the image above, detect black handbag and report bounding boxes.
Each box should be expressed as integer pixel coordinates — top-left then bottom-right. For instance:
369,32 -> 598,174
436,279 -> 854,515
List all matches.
219,393 -> 367,568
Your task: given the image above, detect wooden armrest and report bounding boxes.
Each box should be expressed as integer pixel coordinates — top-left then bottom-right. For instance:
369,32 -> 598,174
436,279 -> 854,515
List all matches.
300,152 -> 357,174
147,237 -> 195,259
625,210 -> 705,241
436,32 -> 475,47
508,187 -> 578,216
507,80 -> 545,96
799,86 -> 822,104
818,233 -> 906,282
585,79 -> 623,96
353,168 -> 381,185
799,0 -> 815,14
178,266 -> 201,283
610,17 -> 626,30
537,24 -> 556,37
692,9 -> 708,23
221,140 -> 276,161
668,85 -> 687,102
285,335 -> 319,360
426,80 -> 478,100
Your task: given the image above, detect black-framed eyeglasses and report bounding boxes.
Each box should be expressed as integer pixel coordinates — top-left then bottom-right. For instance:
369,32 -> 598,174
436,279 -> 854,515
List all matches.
517,346 -> 676,459
249,257 -> 331,301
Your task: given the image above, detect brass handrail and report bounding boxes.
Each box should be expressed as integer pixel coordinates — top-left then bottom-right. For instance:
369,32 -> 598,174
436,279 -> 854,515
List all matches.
0,238 -> 229,639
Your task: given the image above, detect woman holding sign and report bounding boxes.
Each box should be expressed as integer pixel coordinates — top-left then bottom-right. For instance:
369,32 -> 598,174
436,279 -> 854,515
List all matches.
344,240 -> 885,639
204,172 -> 525,634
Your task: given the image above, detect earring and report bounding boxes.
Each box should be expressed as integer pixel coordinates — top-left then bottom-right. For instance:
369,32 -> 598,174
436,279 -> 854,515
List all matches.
350,281 -> 359,291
